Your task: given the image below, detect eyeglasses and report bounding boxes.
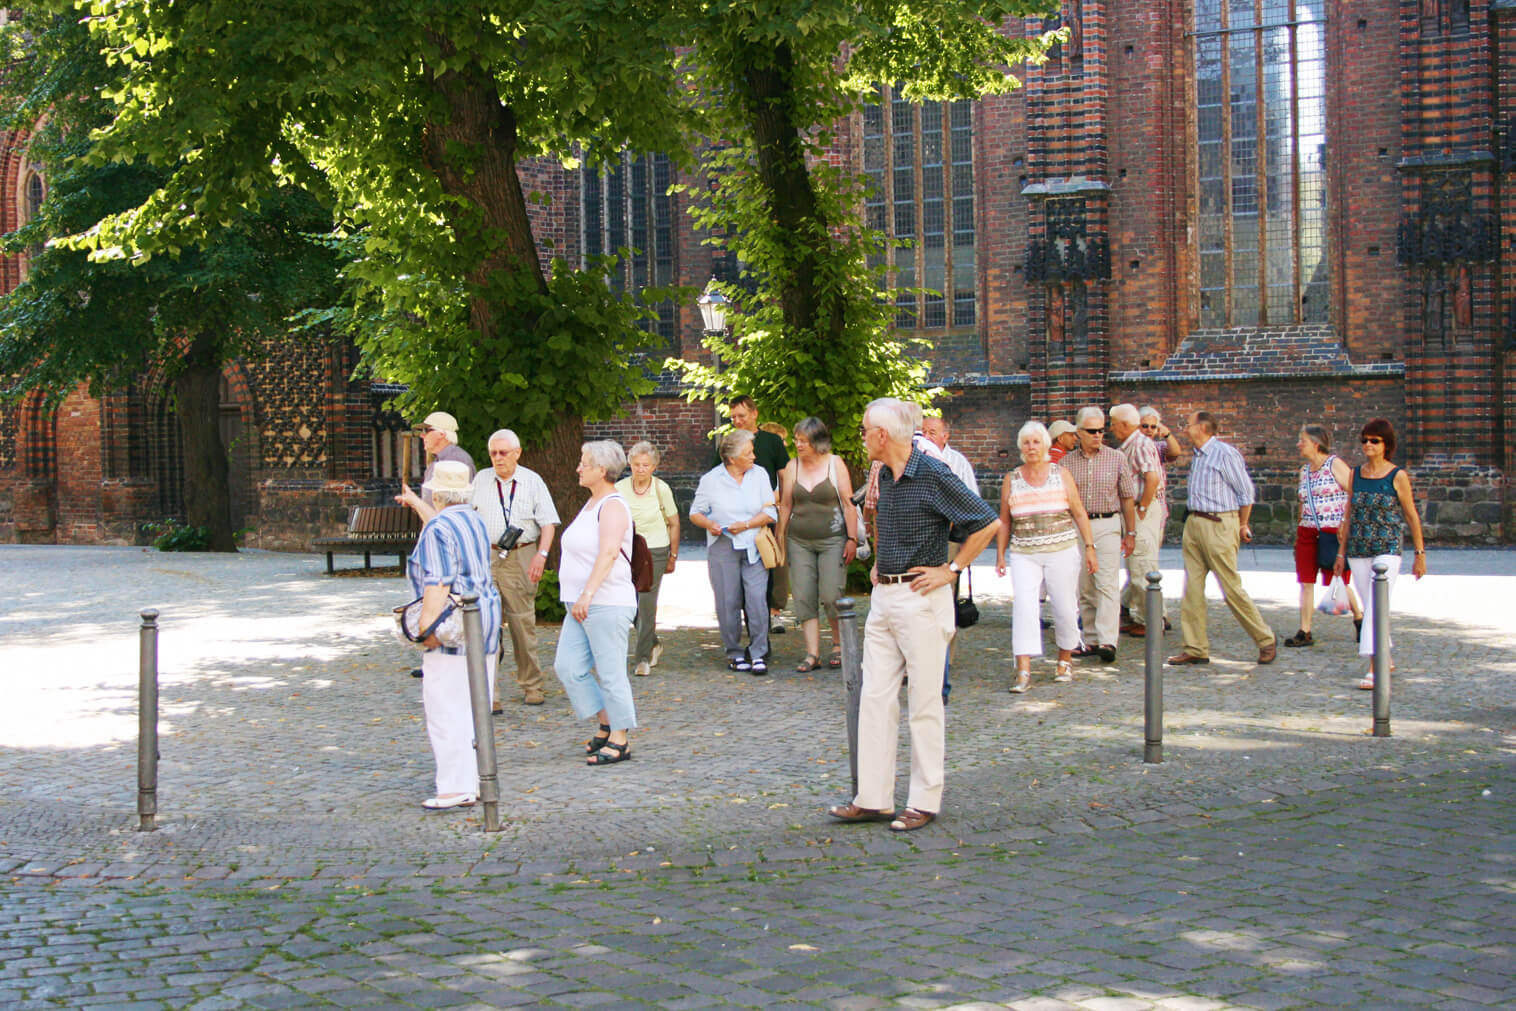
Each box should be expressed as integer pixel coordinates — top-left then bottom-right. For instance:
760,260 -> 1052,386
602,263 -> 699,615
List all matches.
488,449 -> 516,457
1140,423 -> 1158,430
1081,427 -> 1105,434
1360,436 -> 1383,445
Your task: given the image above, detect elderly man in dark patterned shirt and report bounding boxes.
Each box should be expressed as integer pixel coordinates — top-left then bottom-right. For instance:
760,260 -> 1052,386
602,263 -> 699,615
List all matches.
827,398 -> 999,834
1060,406 -> 1138,663
1167,410 -> 1278,667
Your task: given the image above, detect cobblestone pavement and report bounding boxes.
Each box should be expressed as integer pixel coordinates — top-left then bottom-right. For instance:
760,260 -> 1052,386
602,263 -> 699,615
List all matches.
2,544 -> 1513,1008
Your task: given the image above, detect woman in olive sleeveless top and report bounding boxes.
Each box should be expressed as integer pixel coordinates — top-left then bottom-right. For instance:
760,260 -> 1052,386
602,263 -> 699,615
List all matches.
777,417 -> 859,672
1332,418 -> 1427,691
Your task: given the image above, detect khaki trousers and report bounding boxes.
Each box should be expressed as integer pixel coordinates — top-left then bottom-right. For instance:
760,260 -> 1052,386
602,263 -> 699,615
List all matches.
1077,515 -> 1124,648
1179,512 -> 1275,658
854,583 -> 954,814
491,547 -> 544,695
1122,505 -> 1168,620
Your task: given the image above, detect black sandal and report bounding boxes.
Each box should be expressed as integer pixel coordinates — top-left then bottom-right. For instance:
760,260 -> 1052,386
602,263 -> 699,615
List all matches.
587,740 -> 632,765
1283,629 -> 1313,647
583,723 -> 611,755
796,654 -> 821,672
828,649 -> 842,669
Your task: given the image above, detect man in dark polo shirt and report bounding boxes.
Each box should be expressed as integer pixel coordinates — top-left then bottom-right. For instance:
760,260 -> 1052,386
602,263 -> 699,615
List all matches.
827,397 -> 998,833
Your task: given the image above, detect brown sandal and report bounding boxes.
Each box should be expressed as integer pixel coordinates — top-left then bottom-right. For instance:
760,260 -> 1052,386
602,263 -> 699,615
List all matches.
888,808 -> 936,832
827,802 -> 893,823
795,654 -> 822,672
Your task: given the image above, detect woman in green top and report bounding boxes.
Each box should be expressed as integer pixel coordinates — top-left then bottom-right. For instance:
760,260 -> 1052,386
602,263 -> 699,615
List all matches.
1332,418 -> 1426,691
776,418 -> 859,672
615,442 -> 680,677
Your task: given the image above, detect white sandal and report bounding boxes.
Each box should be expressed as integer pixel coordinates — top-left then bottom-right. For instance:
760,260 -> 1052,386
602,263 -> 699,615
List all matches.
1009,670 -> 1032,694
1053,660 -> 1074,683
422,793 -> 476,810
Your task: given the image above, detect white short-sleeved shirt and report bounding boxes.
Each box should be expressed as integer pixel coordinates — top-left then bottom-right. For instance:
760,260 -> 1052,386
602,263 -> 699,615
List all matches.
469,465 -> 560,545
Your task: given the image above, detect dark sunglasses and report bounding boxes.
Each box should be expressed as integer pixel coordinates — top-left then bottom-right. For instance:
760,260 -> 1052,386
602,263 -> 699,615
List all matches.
1360,436 -> 1383,445
1140,423 -> 1158,430
1081,427 -> 1105,434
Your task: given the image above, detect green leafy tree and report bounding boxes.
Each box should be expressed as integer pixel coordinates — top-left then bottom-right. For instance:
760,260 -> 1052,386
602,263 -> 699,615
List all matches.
57,0 -> 696,508
0,10 -> 342,550
674,2 -> 1059,461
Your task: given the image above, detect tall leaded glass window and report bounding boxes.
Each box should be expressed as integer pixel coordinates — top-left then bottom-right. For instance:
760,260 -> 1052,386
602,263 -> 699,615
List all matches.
1196,0 -> 1328,328
862,88 -> 976,330
582,153 -> 676,339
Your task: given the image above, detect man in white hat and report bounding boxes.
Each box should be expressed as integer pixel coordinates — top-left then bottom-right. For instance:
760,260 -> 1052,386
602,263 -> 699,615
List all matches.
1047,420 -> 1078,463
417,411 -> 475,505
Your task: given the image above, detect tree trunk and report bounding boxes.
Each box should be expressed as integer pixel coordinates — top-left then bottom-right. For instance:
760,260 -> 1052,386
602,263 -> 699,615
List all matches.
532,411 -> 589,566
420,28 -> 549,345
736,41 -> 846,345
173,332 -> 237,551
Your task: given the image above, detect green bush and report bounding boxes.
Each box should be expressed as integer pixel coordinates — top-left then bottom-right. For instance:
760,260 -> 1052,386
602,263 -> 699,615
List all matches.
534,569 -> 567,623
142,519 -> 211,552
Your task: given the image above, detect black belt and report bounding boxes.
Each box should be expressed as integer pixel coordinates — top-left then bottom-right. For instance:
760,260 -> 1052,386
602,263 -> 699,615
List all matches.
1088,511 -> 1118,520
876,573 -> 915,585
1189,510 -> 1230,523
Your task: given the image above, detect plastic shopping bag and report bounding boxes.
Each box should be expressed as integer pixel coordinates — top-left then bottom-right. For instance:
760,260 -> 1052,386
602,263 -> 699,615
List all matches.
1316,575 -> 1351,616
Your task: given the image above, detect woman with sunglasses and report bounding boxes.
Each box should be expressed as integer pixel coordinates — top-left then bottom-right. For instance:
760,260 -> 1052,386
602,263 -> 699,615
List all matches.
1332,419 -> 1427,690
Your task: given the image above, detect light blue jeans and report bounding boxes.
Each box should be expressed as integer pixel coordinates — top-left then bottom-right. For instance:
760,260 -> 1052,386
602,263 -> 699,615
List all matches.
554,604 -> 639,730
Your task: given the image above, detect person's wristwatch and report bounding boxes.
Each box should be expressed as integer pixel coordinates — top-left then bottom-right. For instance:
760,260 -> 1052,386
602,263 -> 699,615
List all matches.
537,549 -> 549,558
948,560 -> 962,574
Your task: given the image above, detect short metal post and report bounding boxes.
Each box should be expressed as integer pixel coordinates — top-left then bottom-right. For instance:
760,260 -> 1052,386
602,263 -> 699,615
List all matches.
137,608 -> 160,832
1371,561 -> 1391,738
1143,572 -> 1164,763
836,596 -> 863,796
460,593 -> 502,831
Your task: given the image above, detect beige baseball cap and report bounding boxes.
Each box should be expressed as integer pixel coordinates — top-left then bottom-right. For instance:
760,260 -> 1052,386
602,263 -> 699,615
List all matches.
1048,420 -> 1077,439
420,411 -> 459,434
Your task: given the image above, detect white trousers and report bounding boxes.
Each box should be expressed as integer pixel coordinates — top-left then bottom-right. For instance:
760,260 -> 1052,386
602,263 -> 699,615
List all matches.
1078,514 -> 1124,647
421,650 -> 491,797
1010,544 -> 1083,657
1348,554 -> 1400,656
854,583 -> 955,814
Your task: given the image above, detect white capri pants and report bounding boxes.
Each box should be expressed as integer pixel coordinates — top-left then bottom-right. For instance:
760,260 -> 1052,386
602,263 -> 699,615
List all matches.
1010,543 -> 1083,657
1348,554 -> 1400,656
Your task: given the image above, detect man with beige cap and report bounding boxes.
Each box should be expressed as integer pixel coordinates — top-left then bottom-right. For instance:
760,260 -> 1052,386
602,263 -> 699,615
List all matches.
1047,420 -> 1078,463
417,411 -> 476,505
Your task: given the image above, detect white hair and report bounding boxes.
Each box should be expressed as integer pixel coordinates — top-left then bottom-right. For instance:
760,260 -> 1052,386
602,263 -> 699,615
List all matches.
488,429 -> 521,451
1075,405 -> 1105,428
905,401 -> 925,431
1017,420 -> 1050,454
1110,403 -> 1140,426
431,487 -> 471,507
718,428 -> 754,463
628,440 -> 660,465
864,398 -> 914,442
580,440 -> 627,481
1139,405 -> 1162,422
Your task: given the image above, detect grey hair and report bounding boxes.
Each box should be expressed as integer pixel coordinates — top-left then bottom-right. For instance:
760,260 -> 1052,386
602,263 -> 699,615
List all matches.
1075,405 -> 1105,428
792,416 -> 831,453
1139,405 -> 1162,422
580,440 -> 627,481
1110,403 -> 1140,426
905,401 -> 925,431
1300,423 -> 1330,453
440,429 -> 458,445
627,440 -> 661,465
487,429 -> 521,451
431,487 -> 472,507
718,428 -> 755,463
1017,420 -> 1050,455
864,398 -> 914,442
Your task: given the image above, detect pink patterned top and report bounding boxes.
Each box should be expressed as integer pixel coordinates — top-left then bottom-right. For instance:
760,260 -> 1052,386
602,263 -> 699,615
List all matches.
1007,466 -> 1078,553
1297,455 -> 1348,530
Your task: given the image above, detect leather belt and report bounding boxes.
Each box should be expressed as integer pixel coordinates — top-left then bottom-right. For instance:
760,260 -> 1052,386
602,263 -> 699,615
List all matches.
1088,511 -> 1118,520
876,573 -> 915,585
1190,510 -> 1225,523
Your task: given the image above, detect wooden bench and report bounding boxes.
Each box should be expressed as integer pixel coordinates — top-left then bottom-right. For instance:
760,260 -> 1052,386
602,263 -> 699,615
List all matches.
313,505 -> 422,573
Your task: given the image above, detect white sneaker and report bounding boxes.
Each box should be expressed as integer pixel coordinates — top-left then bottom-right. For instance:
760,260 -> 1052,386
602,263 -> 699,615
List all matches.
649,641 -> 664,668
634,661 -> 651,678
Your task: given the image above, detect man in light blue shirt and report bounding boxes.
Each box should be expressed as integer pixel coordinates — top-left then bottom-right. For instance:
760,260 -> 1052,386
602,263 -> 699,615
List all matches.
1168,411 -> 1277,667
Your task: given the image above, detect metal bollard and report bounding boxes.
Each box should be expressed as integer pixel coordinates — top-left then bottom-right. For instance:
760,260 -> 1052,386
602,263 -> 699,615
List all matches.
1371,561 -> 1392,738
459,593 -> 502,832
1143,572 -> 1164,764
836,596 -> 863,796
137,608 -> 160,832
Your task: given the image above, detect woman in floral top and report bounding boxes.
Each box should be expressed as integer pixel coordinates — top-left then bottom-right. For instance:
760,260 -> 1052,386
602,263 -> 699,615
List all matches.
1284,424 -> 1362,648
1332,418 -> 1427,690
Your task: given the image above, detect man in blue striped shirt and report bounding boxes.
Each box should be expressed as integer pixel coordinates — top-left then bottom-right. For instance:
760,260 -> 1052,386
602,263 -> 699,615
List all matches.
1167,411 -> 1278,667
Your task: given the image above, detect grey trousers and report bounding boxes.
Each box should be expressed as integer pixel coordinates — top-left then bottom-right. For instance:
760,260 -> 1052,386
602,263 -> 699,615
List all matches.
631,544 -> 669,664
708,537 -> 769,661
787,533 -> 844,623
